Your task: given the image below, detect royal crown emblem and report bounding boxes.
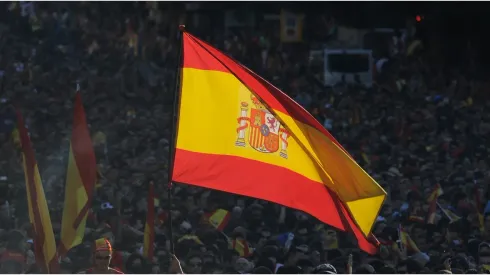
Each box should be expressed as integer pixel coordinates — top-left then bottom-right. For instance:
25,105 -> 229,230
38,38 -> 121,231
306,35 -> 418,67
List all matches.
235,93 -> 290,158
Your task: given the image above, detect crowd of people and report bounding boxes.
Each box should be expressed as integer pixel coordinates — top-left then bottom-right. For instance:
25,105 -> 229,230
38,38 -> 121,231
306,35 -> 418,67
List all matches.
0,1 -> 490,274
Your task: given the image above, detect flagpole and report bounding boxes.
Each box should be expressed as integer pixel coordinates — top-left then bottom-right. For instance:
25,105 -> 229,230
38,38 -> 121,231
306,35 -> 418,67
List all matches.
166,25 -> 185,254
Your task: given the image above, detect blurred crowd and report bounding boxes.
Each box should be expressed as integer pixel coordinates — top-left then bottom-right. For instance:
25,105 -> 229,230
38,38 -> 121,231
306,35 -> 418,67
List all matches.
1,1 -> 490,274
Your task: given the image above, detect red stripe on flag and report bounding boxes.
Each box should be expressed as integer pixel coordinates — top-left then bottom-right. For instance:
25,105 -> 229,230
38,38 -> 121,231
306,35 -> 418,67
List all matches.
70,92 -> 97,228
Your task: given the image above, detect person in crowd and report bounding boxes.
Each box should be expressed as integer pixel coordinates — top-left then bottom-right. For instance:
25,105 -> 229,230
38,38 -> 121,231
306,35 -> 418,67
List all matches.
1,1 -> 490,274
78,238 -> 124,274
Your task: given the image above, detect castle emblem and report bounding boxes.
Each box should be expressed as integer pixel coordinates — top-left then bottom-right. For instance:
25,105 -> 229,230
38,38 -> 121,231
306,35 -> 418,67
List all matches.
235,94 -> 290,159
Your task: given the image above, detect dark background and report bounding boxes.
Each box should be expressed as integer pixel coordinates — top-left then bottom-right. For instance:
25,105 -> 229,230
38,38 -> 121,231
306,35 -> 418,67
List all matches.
180,1 -> 490,69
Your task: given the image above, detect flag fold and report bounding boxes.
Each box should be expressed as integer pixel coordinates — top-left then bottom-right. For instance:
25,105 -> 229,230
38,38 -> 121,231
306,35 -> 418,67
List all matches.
16,110 -> 58,273
59,92 -> 97,256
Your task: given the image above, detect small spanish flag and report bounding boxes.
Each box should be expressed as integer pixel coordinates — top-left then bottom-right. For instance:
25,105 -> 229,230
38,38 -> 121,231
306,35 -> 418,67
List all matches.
231,239 -> 253,258
279,10 -> 304,43
473,183 -> 485,232
143,182 -> 155,261
125,23 -> 140,57
399,226 -> 420,253
427,184 -> 444,202
427,184 -> 443,224
206,209 -> 231,231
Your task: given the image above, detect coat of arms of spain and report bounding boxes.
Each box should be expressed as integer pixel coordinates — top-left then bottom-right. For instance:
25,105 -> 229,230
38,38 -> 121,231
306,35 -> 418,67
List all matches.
235,93 -> 290,159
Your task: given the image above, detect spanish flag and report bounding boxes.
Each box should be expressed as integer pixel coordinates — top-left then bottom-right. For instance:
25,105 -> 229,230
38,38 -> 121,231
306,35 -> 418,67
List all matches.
206,209 -> 231,231
16,110 -> 59,273
125,22 -> 140,57
473,183 -> 484,232
59,92 -> 97,256
128,32 -> 139,57
143,182 -> 155,261
427,184 -> 443,224
231,239 -> 253,258
399,226 -> 420,253
171,31 -> 385,254
280,10 -> 304,43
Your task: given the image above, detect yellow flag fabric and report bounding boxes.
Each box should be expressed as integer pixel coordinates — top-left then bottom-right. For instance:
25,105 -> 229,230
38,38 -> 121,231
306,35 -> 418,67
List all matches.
207,209 -> 231,231
59,92 -> 97,256
280,10 -> 304,43
16,110 -> 58,273
173,31 -> 386,241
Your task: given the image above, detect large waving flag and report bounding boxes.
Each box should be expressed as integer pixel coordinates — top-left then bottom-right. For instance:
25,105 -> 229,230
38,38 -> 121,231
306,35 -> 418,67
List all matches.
143,181 -> 155,261
171,31 -> 386,253
16,110 -> 59,273
59,92 -> 97,256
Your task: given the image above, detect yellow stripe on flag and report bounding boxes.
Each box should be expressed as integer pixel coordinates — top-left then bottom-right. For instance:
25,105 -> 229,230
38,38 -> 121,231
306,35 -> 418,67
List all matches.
208,209 -> 231,231
60,146 -> 89,250
60,92 -> 97,256
172,31 -> 385,253
17,110 -> 58,273
176,68 -> 385,235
